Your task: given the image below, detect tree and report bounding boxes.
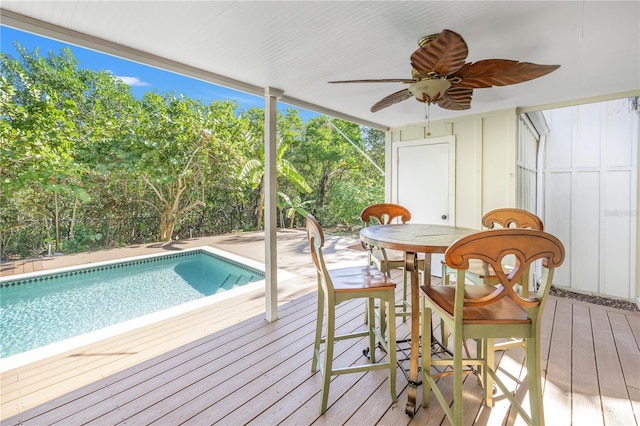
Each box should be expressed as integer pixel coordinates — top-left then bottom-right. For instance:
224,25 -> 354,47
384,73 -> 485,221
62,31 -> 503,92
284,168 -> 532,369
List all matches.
239,109 -> 311,229
278,192 -> 314,228
1,44 -> 385,260
2,44 -> 145,253
191,100 -> 257,234
123,92 -> 212,241
2,46 -> 85,252
291,116 -> 385,226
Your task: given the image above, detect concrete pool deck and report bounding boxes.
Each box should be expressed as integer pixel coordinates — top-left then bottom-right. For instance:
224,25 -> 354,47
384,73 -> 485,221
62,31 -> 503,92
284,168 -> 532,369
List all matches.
0,229 -> 366,279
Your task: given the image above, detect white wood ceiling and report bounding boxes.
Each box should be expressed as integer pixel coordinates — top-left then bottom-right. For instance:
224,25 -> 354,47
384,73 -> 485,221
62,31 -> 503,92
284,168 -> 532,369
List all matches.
1,1 -> 639,129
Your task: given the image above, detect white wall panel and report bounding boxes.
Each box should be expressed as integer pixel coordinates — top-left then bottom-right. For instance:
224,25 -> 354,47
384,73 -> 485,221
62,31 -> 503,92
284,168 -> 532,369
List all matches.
544,171 -> 572,286
575,104 -> 601,168
603,170 -> 633,298
603,100 -> 635,168
573,172 -> 600,293
483,114 -> 516,212
545,107 -> 573,169
543,99 -> 637,300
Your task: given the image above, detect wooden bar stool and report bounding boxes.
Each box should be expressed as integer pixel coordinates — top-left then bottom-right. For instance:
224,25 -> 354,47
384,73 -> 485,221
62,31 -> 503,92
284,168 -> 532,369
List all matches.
421,228 -> 564,425
360,203 -> 425,323
306,214 -> 397,414
440,208 -> 544,350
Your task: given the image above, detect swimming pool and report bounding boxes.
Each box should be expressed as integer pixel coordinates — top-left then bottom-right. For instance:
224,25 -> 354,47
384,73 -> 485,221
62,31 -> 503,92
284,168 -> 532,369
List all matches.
0,247 -> 265,369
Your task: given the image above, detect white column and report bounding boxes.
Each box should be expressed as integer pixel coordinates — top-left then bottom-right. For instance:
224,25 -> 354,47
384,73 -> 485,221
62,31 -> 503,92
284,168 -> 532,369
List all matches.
264,87 -> 283,321
635,110 -> 640,308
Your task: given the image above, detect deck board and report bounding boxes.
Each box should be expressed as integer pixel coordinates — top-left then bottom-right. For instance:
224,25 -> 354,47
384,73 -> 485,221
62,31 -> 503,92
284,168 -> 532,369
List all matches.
542,297 -> 573,425
571,303 -> 604,426
1,231 -> 639,425
592,307 -> 638,426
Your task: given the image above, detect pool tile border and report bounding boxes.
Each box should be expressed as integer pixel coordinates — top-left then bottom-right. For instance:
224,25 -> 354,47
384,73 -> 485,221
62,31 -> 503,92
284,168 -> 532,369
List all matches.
0,249 -> 264,288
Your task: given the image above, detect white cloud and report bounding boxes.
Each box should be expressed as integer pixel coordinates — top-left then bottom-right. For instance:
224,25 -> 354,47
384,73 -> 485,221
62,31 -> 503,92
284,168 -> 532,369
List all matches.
115,75 -> 151,87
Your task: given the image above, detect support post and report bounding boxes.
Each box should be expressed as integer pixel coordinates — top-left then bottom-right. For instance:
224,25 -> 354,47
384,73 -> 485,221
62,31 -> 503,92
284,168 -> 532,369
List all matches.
264,87 -> 283,321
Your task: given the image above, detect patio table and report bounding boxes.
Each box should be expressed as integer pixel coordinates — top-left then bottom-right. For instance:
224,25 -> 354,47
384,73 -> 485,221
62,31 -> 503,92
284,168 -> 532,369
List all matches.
360,223 -> 478,416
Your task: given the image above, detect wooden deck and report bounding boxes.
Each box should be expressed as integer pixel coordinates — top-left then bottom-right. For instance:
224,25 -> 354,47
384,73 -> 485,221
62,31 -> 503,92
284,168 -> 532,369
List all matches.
1,231 -> 639,425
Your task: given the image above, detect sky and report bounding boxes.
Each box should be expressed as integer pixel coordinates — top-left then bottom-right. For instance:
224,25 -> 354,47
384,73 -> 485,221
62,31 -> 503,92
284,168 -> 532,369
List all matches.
0,25 -> 319,121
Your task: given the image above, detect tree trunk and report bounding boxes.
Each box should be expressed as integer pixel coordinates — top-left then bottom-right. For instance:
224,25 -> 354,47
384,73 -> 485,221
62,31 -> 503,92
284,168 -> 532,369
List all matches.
318,170 -> 329,208
159,210 -> 175,242
54,192 -> 60,252
256,182 -> 265,230
69,196 -> 78,240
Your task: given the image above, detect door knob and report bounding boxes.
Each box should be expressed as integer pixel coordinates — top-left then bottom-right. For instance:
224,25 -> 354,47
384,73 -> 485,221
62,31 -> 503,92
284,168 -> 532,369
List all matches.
441,215 -> 448,220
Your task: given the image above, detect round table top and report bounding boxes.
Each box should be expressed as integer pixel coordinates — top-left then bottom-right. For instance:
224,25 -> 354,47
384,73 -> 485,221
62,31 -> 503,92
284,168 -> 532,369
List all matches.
359,223 -> 478,254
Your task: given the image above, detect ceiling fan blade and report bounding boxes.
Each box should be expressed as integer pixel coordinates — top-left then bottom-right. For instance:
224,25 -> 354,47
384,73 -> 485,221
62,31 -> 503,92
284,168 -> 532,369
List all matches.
436,87 -> 473,110
453,59 -> 560,89
371,89 -> 413,112
410,29 -> 468,76
329,78 -> 414,84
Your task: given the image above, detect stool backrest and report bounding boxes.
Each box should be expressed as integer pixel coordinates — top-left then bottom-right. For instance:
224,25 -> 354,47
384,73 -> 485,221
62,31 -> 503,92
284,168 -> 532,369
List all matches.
445,228 -> 564,311
306,214 -> 331,293
482,208 -> 543,231
360,203 -> 411,226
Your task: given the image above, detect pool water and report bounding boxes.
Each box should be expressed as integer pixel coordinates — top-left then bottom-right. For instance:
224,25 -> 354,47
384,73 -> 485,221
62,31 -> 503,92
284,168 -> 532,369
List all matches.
0,248 -> 264,360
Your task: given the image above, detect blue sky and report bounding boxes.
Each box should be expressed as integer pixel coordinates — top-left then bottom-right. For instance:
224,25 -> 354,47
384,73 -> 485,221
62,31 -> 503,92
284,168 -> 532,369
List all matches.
1,26 -> 319,120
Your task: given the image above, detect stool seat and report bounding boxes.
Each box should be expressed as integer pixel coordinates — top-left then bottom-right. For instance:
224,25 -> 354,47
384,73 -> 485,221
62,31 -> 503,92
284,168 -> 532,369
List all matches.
329,265 -> 397,291
422,284 -> 530,325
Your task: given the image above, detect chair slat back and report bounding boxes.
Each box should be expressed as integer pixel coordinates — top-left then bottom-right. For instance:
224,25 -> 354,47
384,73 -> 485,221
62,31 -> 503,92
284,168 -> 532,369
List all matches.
360,203 -> 411,226
482,208 -> 544,231
306,214 -> 332,293
445,229 -> 564,309
306,214 -> 325,272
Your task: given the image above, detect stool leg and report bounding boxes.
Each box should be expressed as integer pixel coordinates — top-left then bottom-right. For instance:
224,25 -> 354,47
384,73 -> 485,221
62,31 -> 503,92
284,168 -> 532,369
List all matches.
452,327 -> 463,425
440,265 -> 451,349
319,301 -> 335,414
484,338 -> 495,407
312,289 -> 324,372
379,298 -> 387,337
367,297 -> 376,363
386,292 -> 397,402
421,302 -> 432,407
527,336 -> 544,426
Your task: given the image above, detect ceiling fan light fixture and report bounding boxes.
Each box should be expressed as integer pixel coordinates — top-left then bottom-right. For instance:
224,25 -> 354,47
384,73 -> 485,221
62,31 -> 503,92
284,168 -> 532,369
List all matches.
408,78 -> 451,104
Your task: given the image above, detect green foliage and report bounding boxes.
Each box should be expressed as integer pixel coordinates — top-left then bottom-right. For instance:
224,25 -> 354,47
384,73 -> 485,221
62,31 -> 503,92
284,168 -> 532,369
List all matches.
62,223 -> 104,253
278,192 -> 314,228
318,179 -> 384,227
1,44 -> 385,260
238,109 -> 312,229
290,116 -> 385,226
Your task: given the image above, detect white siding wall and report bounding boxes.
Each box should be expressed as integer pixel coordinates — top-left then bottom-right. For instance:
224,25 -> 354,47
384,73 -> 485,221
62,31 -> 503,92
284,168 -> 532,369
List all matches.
543,99 -> 638,300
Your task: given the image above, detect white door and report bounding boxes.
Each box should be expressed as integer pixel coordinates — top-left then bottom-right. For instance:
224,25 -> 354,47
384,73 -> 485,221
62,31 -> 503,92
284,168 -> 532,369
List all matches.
392,135 -> 456,275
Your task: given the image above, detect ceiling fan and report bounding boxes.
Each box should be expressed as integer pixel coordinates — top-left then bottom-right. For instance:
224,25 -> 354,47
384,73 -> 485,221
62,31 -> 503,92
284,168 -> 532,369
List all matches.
330,29 -> 560,113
